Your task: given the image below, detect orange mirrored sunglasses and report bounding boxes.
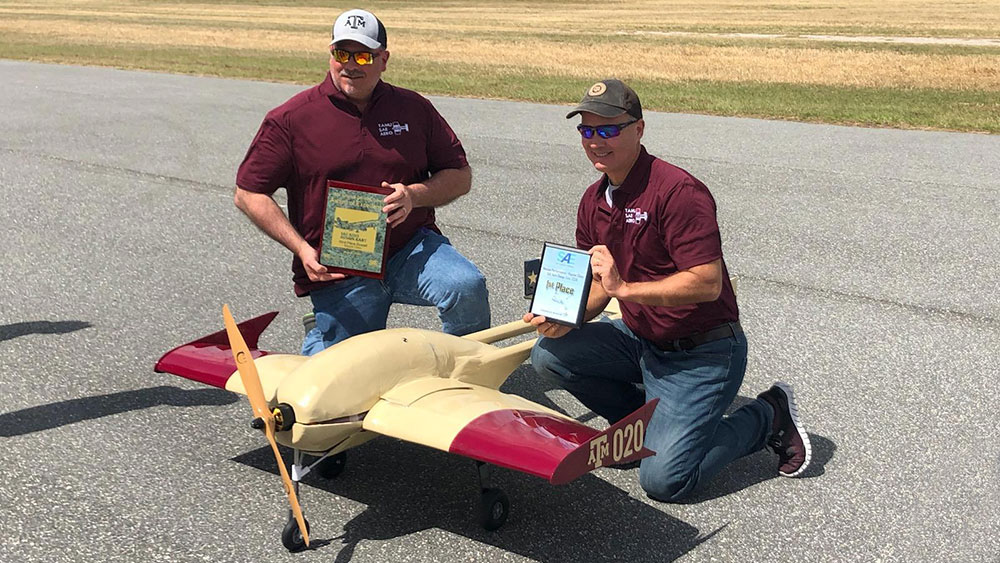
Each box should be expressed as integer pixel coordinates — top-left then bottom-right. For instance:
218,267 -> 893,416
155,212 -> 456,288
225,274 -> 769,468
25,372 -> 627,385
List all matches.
332,49 -> 377,66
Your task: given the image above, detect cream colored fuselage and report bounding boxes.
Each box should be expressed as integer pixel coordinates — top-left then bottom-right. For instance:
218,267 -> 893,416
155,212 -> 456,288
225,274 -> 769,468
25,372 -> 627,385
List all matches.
224,328 -> 536,454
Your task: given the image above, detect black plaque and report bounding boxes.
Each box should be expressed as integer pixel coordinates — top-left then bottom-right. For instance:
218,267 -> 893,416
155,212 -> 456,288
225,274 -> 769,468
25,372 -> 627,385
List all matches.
523,258 -> 541,299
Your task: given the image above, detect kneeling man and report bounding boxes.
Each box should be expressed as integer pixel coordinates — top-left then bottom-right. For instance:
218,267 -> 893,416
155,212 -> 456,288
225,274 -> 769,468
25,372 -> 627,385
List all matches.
525,79 -> 810,501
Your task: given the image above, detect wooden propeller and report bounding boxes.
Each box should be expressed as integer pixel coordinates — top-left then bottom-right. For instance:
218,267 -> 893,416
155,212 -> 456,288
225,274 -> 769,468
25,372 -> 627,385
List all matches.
223,304 -> 309,548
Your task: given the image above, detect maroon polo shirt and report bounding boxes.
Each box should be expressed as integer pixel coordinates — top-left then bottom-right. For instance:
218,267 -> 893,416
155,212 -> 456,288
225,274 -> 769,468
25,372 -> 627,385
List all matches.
576,146 -> 739,343
236,74 -> 469,296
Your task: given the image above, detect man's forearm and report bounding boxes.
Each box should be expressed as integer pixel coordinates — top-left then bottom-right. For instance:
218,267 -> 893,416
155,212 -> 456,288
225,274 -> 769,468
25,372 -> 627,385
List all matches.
615,260 -> 723,307
408,166 -> 472,208
233,187 -> 308,256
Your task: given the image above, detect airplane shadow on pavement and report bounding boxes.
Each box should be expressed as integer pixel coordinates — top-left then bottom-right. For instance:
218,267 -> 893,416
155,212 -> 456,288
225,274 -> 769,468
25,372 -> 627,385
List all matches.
0,386 -> 239,437
0,320 -> 92,342
235,439 -> 717,563
229,364 -> 834,561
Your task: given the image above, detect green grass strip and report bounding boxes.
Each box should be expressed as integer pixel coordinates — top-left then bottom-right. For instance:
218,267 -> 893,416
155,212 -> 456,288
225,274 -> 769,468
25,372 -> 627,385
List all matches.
3,41 -> 997,133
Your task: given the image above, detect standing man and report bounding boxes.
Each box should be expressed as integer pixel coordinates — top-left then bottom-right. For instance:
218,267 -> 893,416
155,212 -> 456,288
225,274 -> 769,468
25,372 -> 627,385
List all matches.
235,9 -> 490,354
525,79 -> 811,501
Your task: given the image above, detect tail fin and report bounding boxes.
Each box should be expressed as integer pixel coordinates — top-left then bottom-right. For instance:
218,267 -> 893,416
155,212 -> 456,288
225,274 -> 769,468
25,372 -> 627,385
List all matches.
453,339 -> 535,389
154,311 -> 278,389
549,398 -> 659,485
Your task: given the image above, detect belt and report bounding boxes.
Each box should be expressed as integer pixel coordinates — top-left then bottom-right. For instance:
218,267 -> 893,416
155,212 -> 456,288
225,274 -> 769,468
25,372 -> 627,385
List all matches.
656,322 -> 742,352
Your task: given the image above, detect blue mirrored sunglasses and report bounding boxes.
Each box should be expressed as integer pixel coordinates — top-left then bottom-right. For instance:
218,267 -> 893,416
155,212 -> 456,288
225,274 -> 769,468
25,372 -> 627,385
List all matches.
577,119 -> 638,139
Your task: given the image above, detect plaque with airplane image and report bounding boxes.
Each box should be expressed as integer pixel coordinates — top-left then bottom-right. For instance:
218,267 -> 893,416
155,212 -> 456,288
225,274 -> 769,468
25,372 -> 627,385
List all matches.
319,180 -> 393,278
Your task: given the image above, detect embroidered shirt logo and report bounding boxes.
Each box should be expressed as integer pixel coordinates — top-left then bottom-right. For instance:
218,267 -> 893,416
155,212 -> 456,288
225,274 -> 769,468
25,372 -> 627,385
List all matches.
378,121 -> 410,136
625,207 -> 648,224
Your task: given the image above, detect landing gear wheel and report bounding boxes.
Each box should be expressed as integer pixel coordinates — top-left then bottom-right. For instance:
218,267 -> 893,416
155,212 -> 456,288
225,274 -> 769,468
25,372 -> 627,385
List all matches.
317,452 -> 346,479
281,516 -> 310,552
478,488 -> 509,531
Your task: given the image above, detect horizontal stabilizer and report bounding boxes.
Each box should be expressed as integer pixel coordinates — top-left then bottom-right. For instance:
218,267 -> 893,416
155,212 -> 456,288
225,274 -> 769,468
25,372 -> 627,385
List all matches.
549,398 -> 657,484
450,398 -> 657,484
154,311 -> 277,389
463,318 -> 537,344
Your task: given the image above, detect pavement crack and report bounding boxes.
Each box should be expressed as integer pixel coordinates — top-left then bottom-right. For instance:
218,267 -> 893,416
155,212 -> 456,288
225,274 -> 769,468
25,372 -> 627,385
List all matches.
437,222 -> 542,245
2,148 -> 230,193
436,226 -> 1000,327
669,153 -> 1000,196
739,273 -> 999,326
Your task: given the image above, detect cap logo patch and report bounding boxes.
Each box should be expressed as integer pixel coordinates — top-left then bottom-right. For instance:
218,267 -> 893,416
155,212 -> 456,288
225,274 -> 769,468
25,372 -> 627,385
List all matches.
589,82 -> 607,96
345,15 -> 366,29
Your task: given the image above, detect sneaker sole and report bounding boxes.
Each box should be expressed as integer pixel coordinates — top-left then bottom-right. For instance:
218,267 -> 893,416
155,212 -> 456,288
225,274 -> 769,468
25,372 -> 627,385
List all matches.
775,381 -> 812,477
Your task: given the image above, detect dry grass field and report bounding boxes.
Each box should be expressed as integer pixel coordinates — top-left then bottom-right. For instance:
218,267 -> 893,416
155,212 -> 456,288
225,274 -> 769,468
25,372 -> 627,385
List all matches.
2,0 -> 998,131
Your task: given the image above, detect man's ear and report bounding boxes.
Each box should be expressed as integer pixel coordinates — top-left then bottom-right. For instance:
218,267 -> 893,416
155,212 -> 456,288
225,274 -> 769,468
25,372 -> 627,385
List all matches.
636,119 -> 645,140
382,50 -> 390,69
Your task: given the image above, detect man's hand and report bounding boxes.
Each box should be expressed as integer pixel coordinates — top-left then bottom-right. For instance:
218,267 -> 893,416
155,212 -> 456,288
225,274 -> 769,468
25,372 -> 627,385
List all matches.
523,312 -> 573,339
297,243 -> 347,283
382,181 -> 414,227
590,245 -> 626,297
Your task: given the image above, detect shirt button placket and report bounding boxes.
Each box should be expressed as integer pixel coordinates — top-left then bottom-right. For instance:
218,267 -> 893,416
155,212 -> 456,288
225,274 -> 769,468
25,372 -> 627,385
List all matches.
608,204 -> 624,248
360,117 -> 368,156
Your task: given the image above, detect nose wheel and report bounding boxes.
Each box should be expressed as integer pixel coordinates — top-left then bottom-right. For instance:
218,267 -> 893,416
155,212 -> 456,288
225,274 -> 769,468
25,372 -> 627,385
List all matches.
281,513 -> 311,552
280,448 -> 346,552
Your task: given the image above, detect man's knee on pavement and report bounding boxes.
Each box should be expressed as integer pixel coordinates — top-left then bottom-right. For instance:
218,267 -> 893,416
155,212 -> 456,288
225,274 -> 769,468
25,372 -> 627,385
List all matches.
530,339 -> 568,380
456,269 -> 488,301
435,268 -> 487,307
530,342 -> 555,378
434,268 -> 490,334
639,461 -> 700,503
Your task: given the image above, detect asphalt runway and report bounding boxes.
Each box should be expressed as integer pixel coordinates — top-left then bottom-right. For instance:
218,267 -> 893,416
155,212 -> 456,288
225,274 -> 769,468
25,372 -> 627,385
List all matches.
1,60 -> 998,562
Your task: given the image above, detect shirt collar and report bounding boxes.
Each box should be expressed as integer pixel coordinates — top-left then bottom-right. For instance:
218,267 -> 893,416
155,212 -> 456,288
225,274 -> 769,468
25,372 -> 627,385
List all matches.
322,72 -> 388,113
595,145 -> 653,203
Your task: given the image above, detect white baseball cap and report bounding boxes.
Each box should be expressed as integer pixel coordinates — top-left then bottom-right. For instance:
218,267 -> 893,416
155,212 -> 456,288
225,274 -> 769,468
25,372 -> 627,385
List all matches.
330,9 -> 387,49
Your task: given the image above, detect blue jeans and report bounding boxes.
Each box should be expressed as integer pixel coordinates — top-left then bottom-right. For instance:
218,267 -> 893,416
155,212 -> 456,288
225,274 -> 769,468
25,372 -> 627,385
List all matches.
302,228 -> 490,355
530,317 -> 773,502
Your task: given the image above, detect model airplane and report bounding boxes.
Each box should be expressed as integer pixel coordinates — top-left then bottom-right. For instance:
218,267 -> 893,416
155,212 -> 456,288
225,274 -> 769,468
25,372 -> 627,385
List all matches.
155,303 -> 656,551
